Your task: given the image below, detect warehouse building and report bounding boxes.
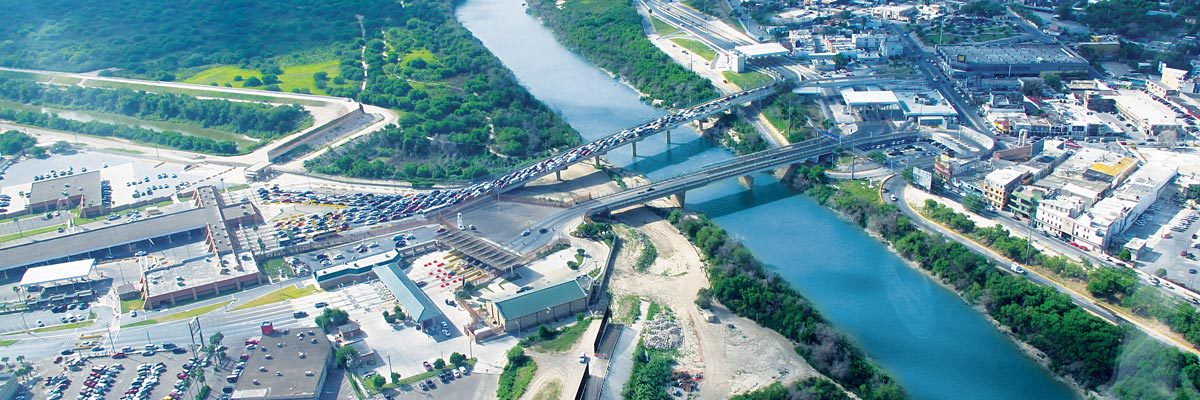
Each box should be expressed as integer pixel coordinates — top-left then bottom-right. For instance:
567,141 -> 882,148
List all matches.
937,44 -> 1089,79
487,278 -> 589,333
231,327 -> 333,400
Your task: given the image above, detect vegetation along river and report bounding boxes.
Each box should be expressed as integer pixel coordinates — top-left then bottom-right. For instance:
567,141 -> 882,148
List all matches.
457,0 -> 1078,398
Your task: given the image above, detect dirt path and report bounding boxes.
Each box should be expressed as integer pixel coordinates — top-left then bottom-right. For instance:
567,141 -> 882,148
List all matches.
608,207 -> 821,398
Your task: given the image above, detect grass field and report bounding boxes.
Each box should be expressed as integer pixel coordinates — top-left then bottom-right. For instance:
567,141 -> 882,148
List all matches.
670,38 -> 716,62
121,299 -> 145,313
0,339 -> 16,347
124,301 -> 231,328
400,49 -> 437,67
650,17 -> 679,36
82,80 -> 326,107
232,285 -> 320,311
530,318 -> 593,352
837,179 -> 883,204
721,71 -> 773,90
18,319 -> 95,334
182,61 -> 352,95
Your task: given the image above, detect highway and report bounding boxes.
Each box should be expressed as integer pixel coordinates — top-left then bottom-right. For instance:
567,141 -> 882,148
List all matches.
643,0 -> 757,51
887,25 -> 992,137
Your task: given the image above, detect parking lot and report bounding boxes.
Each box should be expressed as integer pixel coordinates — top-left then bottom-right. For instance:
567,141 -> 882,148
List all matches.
34,343 -> 208,400
1121,185 -> 1200,289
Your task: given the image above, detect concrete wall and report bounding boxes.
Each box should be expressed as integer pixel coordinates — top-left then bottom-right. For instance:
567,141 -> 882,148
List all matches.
266,106 -> 365,162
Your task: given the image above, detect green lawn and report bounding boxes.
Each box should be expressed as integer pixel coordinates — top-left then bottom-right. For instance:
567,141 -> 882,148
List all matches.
81,80 -> 326,107
232,285 -> 320,311
0,224 -> 65,244
120,299 -> 145,313
721,71 -> 773,90
650,17 -> 679,36
259,258 -> 289,278
74,199 -> 174,226
400,49 -> 437,67
17,319 -> 95,334
531,318 -> 593,352
497,360 -> 537,400
182,61 -> 352,95
0,339 -> 16,347
124,300 -> 231,328
670,38 -> 716,62
836,179 -> 882,204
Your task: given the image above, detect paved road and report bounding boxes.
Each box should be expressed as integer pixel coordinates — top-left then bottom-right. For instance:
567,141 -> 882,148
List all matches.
885,177 -> 1200,355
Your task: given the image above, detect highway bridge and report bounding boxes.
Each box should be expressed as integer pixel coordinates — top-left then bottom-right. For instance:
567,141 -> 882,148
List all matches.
580,131 -> 920,215
490,75 -> 914,194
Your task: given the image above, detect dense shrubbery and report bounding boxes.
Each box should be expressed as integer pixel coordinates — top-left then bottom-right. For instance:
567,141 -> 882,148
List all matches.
794,175 -> 1200,398
0,108 -> 237,155
921,201 -> 1087,280
669,208 -> 907,400
496,346 -> 537,400
0,0 -> 406,78
307,0 -> 579,182
527,0 -> 720,108
0,77 -> 309,139
0,130 -> 37,156
622,342 -> 674,400
731,377 -> 851,400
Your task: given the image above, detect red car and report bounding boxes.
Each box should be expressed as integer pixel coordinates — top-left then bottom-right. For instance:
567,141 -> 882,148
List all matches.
423,361 -> 433,371
111,352 -> 126,359
177,372 -> 189,380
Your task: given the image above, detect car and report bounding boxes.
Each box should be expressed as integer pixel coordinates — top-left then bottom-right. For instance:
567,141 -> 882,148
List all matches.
172,347 -> 188,354
293,311 -> 308,318
36,320 -> 44,327
423,361 -> 433,371
314,302 -> 328,308
134,251 -> 147,256
425,379 -> 436,389
141,350 -> 155,356
60,349 -> 74,356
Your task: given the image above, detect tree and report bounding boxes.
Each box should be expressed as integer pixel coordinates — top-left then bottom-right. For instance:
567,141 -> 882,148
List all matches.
0,130 -> 37,156
1055,1 -> 1073,19
208,331 -> 224,350
1118,248 -> 1133,261
1155,268 -> 1168,278
963,194 -> 986,214
364,374 -> 385,391
695,288 -> 713,309
243,76 -> 263,87
866,151 -> 887,164
390,372 -> 402,384
449,352 -> 467,367
262,74 -> 280,85
315,308 -> 350,331
335,345 -> 359,368
1087,267 -> 1138,301
233,75 -> 243,82
433,358 -> 447,370
833,53 -> 852,70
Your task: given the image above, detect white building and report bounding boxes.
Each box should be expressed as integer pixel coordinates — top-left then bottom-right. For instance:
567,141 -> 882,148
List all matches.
1036,195 -> 1086,239
1072,166 -> 1177,250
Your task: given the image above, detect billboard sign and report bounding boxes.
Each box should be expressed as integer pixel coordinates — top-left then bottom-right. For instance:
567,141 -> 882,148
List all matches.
912,167 -> 934,191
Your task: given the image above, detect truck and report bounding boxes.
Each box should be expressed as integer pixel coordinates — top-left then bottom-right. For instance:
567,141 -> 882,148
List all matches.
1010,264 -> 1026,274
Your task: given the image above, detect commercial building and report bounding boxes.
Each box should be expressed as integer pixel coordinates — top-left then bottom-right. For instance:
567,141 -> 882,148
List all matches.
937,44 -> 1089,79
1112,91 -> 1183,134
1035,195 -> 1087,239
1073,166 -> 1177,250
231,328 -> 333,400
982,168 -> 1027,210
313,251 -> 400,290
27,170 -> 107,217
488,278 -> 589,333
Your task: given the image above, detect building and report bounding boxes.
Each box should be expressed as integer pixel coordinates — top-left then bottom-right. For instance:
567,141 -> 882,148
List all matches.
1035,195 -> 1086,239
982,168 -> 1027,210
1112,91 -> 1183,134
488,278 -> 589,333
313,251 -> 400,290
374,263 -> 444,330
0,373 -> 16,400
1073,166 -> 1177,250
231,328 -> 333,400
27,170 -> 106,216
937,44 -> 1089,79
1084,157 -> 1138,184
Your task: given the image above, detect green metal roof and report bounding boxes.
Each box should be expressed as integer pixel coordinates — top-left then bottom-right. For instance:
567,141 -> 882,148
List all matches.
373,264 -> 443,323
494,279 -> 587,321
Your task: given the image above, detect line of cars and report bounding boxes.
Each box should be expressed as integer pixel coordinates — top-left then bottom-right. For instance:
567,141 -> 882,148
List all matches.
258,87 -> 768,229
416,360 -> 469,392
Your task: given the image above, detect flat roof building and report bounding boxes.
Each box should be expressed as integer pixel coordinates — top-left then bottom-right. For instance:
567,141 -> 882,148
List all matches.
28,170 -> 105,216
937,44 -> 1089,79
982,168 -> 1027,210
1073,165 -> 1177,250
231,328 -> 333,400
1112,91 -> 1183,134
487,278 -> 589,333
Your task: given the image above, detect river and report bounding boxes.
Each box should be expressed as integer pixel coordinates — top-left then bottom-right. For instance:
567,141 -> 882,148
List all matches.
456,0 -> 1078,399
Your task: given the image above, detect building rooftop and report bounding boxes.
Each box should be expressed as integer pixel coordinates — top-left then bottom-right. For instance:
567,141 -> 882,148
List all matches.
841,90 -> 900,105
231,328 -> 332,400
985,168 -> 1026,187
493,279 -> 588,321
29,170 -> 103,206
1088,157 -> 1138,179
373,263 -> 444,323
19,259 -> 94,288
735,43 -> 790,58
1112,91 -> 1181,126
940,44 -> 1087,65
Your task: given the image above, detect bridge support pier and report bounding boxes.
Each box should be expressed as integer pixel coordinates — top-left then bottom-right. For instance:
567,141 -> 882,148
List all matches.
631,142 -> 638,158
738,175 -> 754,189
666,130 -> 672,145
594,156 -> 602,168
555,170 -> 562,181
670,191 -> 686,208
775,163 -> 800,182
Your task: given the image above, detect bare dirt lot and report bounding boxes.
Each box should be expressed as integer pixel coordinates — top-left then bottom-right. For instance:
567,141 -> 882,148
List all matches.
607,207 -> 823,398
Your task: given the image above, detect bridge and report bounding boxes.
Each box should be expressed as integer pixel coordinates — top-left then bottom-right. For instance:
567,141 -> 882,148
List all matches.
579,131 -> 920,215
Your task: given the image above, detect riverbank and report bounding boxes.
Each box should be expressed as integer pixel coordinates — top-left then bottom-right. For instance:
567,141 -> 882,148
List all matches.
783,168 -> 1200,399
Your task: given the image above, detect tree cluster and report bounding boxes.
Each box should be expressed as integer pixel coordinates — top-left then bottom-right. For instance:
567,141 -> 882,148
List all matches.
306,0 -> 579,183
0,108 -> 238,155
0,77 -> 310,139
669,209 -> 906,400
731,377 -> 851,400
0,130 -> 37,156
527,0 -> 720,108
